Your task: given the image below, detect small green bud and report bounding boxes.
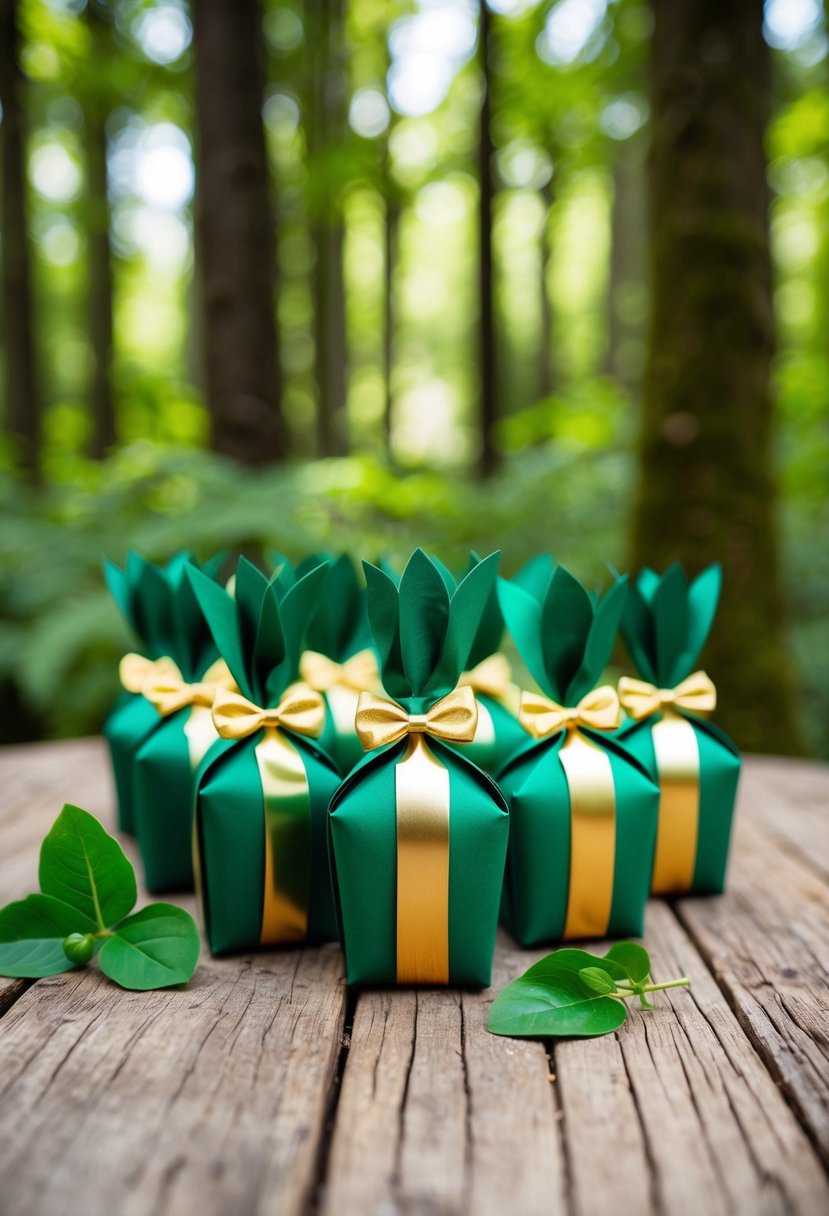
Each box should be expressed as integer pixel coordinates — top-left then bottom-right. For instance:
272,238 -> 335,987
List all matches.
63,933 -> 96,966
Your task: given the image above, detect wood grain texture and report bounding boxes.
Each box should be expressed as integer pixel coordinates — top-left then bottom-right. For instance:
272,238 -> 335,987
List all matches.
321,939 -> 567,1216
556,901 -> 828,1216
676,789 -> 829,1166
0,948 -> 346,1216
0,743 -> 827,1216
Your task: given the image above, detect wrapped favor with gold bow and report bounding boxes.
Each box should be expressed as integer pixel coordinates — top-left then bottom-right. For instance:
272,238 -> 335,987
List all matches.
187,557 -> 340,953
329,549 -> 509,986
295,552 -> 380,774
384,552 -> 528,774
103,552 -> 225,869
497,560 -> 659,946
618,563 -> 741,895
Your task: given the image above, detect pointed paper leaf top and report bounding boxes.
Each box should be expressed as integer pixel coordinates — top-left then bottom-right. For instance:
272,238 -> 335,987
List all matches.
303,553 -> 371,660
621,562 -> 721,685
500,561 -> 627,702
364,550 -> 501,702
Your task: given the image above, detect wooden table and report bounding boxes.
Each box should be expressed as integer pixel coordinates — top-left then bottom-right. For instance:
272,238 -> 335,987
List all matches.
0,740 -> 826,1216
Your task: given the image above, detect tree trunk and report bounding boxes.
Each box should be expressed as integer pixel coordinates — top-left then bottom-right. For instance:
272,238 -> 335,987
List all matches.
306,0 -> 348,458
192,0 -> 283,464
478,0 -> 497,478
85,1 -> 116,459
632,0 -> 801,753
0,0 -> 40,479
382,194 -> 399,457
603,131 -> 647,390
537,177 -> 555,400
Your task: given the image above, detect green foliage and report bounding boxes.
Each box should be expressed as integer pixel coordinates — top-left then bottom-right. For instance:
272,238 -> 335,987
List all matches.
0,805 -> 200,990
487,942 -> 690,1039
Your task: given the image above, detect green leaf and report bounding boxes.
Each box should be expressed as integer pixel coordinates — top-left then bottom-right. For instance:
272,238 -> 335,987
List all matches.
98,904 -> 200,991
605,941 -> 651,984
487,966 -> 628,1038
39,804 -> 136,931
541,565 -> 594,700
521,947 -> 629,984
0,893 -> 94,978
578,966 -> 618,995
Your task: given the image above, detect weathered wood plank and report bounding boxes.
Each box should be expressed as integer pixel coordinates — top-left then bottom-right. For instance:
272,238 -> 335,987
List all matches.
556,900 -> 829,1216
737,756 -> 829,883
321,938 -> 567,1216
0,947 -> 346,1216
676,801 -> 829,1166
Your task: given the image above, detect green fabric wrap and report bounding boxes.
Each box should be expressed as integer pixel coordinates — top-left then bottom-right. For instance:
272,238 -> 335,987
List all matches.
329,739 -> 509,986
617,714 -> 740,893
498,731 -> 659,946
195,732 -> 340,954
133,711 -> 198,892
104,693 -> 161,836
318,705 -> 365,775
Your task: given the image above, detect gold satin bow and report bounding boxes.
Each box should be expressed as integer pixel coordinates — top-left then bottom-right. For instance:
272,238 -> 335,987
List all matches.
617,671 -> 716,721
212,683 -> 326,741
519,685 -> 620,739
299,648 -> 380,693
355,686 -> 478,752
459,653 -> 512,701
120,653 -> 235,717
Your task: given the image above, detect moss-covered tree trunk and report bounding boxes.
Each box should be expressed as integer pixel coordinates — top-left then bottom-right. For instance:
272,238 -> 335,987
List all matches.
193,0 -> 283,464
633,0 -> 801,753
0,0 -> 41,480
537,177 -> 556,400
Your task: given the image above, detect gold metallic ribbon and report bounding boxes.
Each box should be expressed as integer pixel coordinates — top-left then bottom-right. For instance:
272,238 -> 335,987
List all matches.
618,671 -> 716,894
519,685 -> 620,939
212,683 -> 326,944
460,652 -> 522,737
355,686 -> 478,983
300,648 -> 381,746
300,648 -> 380,693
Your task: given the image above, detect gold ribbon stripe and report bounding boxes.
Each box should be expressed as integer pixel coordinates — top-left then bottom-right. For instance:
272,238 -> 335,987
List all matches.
355,686 -> 478,983
519,685 -> 620,941
213,683 -> 326,945
618,672 -> 715,895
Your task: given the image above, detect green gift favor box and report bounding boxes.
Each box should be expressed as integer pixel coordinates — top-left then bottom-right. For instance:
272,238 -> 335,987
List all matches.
617,563 -> 741,895
188,556 -> 340,954
329,549 -> 509,987
497,560 -> 659,946
104,551 -> 214,838
296,551 -> 380,775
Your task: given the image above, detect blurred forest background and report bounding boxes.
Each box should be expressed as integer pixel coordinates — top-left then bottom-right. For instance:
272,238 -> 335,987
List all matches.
0,0 -> 827,756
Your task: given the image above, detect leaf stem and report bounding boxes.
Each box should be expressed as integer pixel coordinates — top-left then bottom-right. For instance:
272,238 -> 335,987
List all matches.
640,977 -> 690,993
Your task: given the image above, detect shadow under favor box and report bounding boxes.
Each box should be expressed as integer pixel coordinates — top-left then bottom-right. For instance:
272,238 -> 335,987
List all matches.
295,551 -> 381,775
104,551 -> 218,839
617,563 -> 741,895
497,560 -> 659,947
187,557 -> 341,954
329,549 -> 509,987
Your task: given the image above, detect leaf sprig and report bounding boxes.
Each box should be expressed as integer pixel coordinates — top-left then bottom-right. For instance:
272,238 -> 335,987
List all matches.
0,805 -> 200,991
488,942 -> 690,1039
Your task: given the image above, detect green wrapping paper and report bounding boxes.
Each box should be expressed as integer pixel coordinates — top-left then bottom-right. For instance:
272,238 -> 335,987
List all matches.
497,560 -> 659,946
296,552 -> 380,775
103,551 -> 218,837
329,549 -> 509,987
617,563 -> 741,895
188,556 -> 340,954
